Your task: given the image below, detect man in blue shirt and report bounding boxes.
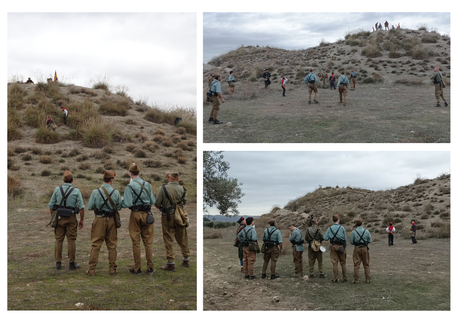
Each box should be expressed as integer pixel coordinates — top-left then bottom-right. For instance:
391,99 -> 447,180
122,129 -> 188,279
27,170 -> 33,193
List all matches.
350,218 -> 372,283
208,75 -> 225,124
350,69 -> 358,90
337,71 -> 350,106
48,170 -> 85,270
237,217 -> 258,279
323,214 -> 348,282
304,69 -> 319,104
289,224 -> 304,277
228,71 -> 236,96
261,218 -> 283,280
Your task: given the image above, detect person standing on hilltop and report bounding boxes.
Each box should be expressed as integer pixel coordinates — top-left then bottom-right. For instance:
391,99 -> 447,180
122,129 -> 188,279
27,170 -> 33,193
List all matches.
155,171 -> 191,271
386,222 -> 395,246
25,77 -> 34,84
350,218 -> 372,283
321,69 -> 328,89
237,217 -> 258,279
305,215 -> 325,278
208,75 -> 225,124
329,71 -> 336,90
323,214 -> 347,283
411,219 -> 418,244
384,21 -> 389,30
235,217 -> 247,272
350,69 -> 358,90
288,224 -> 304,278
48,170 -> 85,271
261,218 -> 282,280
121,163 -> 156,275
375,22 -> 378,31
86,171 -> 122,276
61,106 -> 68,125
430,66 -> 448,107
281,76 -> 288,97
263,69 -> 272,89
304,69 -> 319,104
337,71 -> 350,106
228,71 -> 236,96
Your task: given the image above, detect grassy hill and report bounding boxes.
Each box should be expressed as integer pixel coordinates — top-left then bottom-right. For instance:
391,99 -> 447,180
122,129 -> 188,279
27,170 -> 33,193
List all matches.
7,80 -> 197,310
203,28 -> 450,143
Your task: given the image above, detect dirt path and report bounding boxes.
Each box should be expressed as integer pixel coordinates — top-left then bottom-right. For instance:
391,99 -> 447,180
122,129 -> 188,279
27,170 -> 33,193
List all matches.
203,237 -> 450,310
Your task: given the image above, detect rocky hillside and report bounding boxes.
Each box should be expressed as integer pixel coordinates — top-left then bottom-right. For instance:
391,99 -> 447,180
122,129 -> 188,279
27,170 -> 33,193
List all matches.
204,28 -> 450,87
260,174 -> 450,238
7,81 -> 197,207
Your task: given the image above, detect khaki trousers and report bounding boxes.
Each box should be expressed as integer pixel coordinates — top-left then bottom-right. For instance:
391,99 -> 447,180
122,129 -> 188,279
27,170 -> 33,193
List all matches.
353,246 -> 370,282
88,216 -> 118,273
435,84 -> 446,103
161,214 -> 190,262
292,247 -> 303,275
243,246 -> 256,276
330,244 -> 347,280
322,78 -> 327,88
308,84 -> 318,101
308,246 -> 323,273
54,213 -> 78,263
129,211 -> 154,271
339,85 -> 348,105
351,78 -> 356,89
209,95 -> 220,120
262,245 -> 280,275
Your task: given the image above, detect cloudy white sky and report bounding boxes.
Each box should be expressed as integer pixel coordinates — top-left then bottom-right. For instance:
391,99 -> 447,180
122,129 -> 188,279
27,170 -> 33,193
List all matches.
204,12 -> 451,63
205,151 -> 450,218
8,12 -> 196,108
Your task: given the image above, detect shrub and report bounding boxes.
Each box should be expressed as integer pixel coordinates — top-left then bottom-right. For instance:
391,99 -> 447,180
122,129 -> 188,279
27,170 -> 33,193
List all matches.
177,141 -> 192,151
177,156 -> 187,164
411,45 -> 429,60
39,155 -> 52,164
35,126 -> 61,144
145,108 -> 176,125
125,143 -> 138,152
7,122 -> 22,141
79,163 -> 91,170
134,132 -> 148,143
99,99 -> 129,116
133,149 -> 147,158
143,141 -> 157,152
8,84 -> 27,110
361,44 -> 382,58
103,160 -> 113,169
41,170 -> 52,176
176,120 -> 196,135
93,151 -> 108,160
144,160 -> 162,168
8,175 -> 23,197
175,127 -> 187,135
162,138 -> 173,147
81,119 -> 117,148
68,148 -> 80,157
21,154 -> 32,161
103,146 -> 114,154
76,154 -> 89,162
170,134 -> 181,144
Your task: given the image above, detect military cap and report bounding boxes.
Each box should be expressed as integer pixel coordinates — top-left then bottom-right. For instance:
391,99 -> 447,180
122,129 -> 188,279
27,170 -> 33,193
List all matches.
129,163 -> 140,172
237,216 -> 245,224
268,218 -> 276,226
166,170 -> 179,178
356,218 -> 363,226
103,170 -> 116,179
333,214 -> 340,222
389,222 -> 393,225
63,170 -> 73,181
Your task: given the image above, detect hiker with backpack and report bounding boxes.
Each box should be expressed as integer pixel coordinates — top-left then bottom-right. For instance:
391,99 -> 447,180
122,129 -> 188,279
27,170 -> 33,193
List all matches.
48,170 -> 85,271
323,214 -> 348,283
121,163 -> 156,275
154,170 -> 190,271
304,69 -> 319,104
350,218 -> 372,283
288,224 -> 304,278
261,218 -> 282,280
304,215 -> 325,278
237,217 -> 258,279
86,171 -> 122,276
430,66 -> 448,107
337,71 -> 350,106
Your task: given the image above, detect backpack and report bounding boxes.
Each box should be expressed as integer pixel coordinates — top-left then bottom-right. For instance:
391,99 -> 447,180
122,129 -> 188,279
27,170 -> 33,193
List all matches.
162,184 -> 188,227
307,229 -> 322,252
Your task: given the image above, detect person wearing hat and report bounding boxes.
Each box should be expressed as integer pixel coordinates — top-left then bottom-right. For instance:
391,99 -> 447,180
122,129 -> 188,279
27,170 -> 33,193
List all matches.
154,170 -> 190,271
121,163 -> 156,275
48,170 -> 85,270
350,218 -> 372,283
261,218 -> 282,279
237,217 -> 258,279
386,222 -> 395,246
323,214 -> 347,282
350,69 -> 358,90
236,216 -> 247,272
228,71 -> 236,96
336,71 -> 350,106
320,69 -> 328,89
329,71 -> 336,90
25,77 -> 34,84
208,75 -> 225,124
304,215 -> 325,278
61,106 -> 68,124
86,171 -> 122,276
304,68 -> 319,104
410,219 -> 417,244
288,224 -> 304,278
263,69 -> 271,89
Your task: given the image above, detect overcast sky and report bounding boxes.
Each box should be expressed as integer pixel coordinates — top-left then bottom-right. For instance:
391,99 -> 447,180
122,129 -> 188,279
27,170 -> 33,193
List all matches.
205,151 -> 450,218
204,12 -> 450,63
8,13 -> 196,108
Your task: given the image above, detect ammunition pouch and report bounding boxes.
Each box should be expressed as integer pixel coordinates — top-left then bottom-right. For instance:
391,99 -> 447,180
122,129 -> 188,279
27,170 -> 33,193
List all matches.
94,209 -> 115,217
264,241 -> 276,248
130,204 -> 152,212
241,241 -> 249,247
56,207 -> 73,218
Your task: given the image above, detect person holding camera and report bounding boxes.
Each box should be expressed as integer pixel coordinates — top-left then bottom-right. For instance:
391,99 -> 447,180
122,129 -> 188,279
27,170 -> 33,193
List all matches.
237,217 -> 258,279
261,218 -> 282,280
121,163 -> 156,275
323,214 -> 347,283
48,170 -> 85,270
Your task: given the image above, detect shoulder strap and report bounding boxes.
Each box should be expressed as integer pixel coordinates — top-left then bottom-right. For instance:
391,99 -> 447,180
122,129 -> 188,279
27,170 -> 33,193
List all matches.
244,226 -> 254,241
58,185 -> 74,208
331,225 -> 341,239
356,229 -> 367,245
266,227 -> 276,241
162,184 -> 175,205
129,180 -> 148,205
100,187 -> 117,210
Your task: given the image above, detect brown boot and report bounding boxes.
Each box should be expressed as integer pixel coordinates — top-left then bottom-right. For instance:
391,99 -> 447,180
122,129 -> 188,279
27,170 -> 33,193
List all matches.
109,268 -> 117,275
160,263 -> 176,272
181,260 -> 190,268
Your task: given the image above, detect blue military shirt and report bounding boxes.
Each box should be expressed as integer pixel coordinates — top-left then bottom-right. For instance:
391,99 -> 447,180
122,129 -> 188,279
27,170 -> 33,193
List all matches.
337,75 -> 350,87
289,228 -> 304,251
350,226 -> 372,246
88,184 -> 122,212
121,177 -> 155,208
263,226 -> 282,244
304,72 -> 317,85
209,79 -> 221,93
48,183 -> 85,210
238,225 -> 257,242
324,223 -> 347,248
351,71 -> 358,78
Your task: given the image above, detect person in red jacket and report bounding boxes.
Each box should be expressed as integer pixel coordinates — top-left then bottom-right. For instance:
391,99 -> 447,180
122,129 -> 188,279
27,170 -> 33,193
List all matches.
386,222 -> 395,246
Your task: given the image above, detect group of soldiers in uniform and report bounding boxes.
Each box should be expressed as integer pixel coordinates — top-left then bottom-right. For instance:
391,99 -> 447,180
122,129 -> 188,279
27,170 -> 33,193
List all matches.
48,164 -> 191,276
235,214 -> 373,284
